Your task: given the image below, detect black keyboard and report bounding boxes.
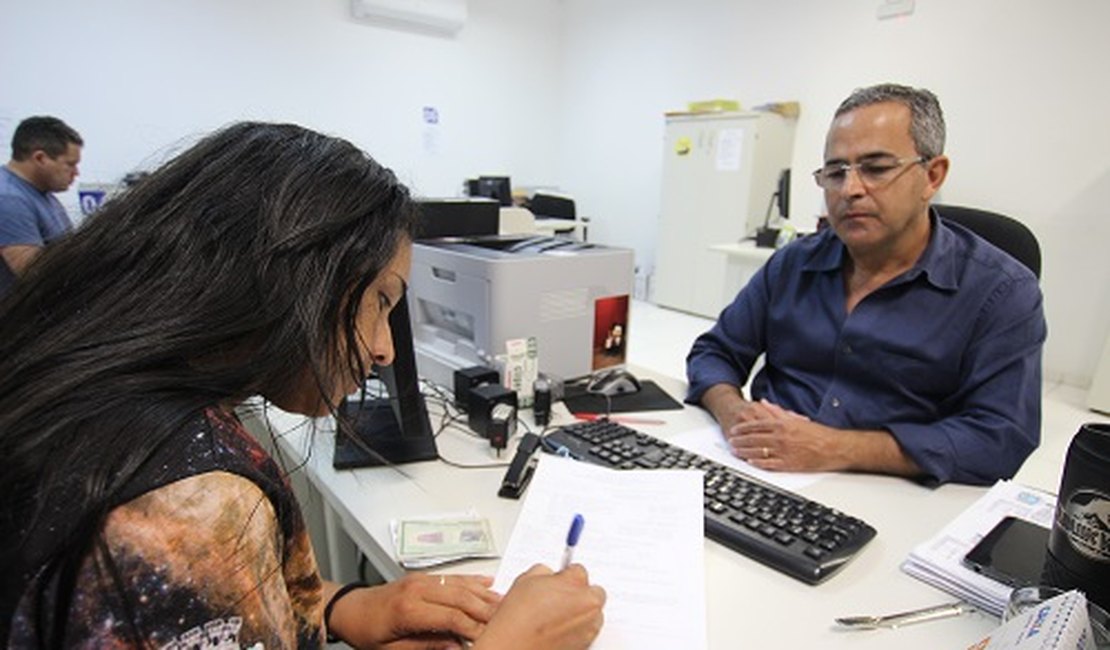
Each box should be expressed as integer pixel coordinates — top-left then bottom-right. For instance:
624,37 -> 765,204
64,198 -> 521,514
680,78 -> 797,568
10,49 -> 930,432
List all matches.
542,419 -> 877,585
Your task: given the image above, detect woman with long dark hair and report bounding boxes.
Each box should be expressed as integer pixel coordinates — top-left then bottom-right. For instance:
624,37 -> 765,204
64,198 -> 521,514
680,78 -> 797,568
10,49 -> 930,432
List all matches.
0,122 -> 605,649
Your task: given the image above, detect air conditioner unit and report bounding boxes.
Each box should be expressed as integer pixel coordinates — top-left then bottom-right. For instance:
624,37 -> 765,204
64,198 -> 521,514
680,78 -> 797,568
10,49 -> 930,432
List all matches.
350,0 -> 468,35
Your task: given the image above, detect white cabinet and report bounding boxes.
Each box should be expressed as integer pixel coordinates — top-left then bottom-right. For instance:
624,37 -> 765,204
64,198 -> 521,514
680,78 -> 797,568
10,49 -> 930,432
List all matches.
1089,333 -> 1110,414
653,111 -> 795,318
709,241 -> 776,305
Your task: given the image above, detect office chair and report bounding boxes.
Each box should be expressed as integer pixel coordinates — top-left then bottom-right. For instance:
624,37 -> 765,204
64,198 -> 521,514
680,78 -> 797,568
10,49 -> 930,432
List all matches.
934,204 -> 1042,279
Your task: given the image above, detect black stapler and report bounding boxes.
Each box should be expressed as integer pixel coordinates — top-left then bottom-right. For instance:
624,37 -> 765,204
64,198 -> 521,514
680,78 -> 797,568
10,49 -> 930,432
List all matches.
498,432 -> 541,499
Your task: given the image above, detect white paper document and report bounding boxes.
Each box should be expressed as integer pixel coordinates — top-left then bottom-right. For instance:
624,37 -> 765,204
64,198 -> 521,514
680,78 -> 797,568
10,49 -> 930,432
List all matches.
493,454 -> 707,650
901,480 -> 1056,617
667,425 -> 826,492
715,128 -> 743,171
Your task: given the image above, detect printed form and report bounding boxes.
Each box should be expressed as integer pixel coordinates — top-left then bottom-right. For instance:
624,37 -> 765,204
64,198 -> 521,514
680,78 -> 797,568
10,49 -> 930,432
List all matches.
493,454 -> 706,650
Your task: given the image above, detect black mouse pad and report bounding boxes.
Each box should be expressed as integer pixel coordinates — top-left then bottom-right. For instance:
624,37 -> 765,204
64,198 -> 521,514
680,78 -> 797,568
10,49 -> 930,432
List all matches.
562,379 -> 684,414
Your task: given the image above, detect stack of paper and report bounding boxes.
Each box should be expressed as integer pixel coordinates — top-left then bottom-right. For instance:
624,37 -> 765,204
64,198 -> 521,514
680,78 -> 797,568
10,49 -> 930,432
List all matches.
901,480 -> 1056,617
966,589 -> 1095,649
493,454 -> 707,650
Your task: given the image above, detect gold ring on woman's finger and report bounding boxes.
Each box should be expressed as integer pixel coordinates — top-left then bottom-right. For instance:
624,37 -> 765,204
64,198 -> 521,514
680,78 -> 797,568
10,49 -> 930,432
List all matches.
439,575 -> 446,586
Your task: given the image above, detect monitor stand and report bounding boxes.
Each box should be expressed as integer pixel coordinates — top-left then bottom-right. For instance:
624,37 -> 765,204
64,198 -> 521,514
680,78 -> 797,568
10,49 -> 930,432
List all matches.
755,227 -> 780,248
333,397 -> 439,469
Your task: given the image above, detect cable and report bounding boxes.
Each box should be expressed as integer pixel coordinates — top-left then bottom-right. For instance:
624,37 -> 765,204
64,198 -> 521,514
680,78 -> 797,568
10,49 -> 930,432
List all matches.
417,374 -> 563,469
437,455 -> 511,469
582,374 -> 615,419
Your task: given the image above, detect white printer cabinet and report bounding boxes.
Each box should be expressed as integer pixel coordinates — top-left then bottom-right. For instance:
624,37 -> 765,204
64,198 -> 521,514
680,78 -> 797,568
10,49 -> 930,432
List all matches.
653,111 -> 795,318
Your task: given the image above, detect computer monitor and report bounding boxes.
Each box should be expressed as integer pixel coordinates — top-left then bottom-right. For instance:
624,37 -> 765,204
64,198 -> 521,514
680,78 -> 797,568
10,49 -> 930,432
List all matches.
755,168 -> 791,247
333,289 -> 438,468
775,168 -> 790,220
475,176 -> 512,206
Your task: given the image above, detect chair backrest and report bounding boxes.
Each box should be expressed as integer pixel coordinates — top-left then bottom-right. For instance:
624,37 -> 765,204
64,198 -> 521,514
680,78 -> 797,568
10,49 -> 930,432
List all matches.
933,204 -> 1041,279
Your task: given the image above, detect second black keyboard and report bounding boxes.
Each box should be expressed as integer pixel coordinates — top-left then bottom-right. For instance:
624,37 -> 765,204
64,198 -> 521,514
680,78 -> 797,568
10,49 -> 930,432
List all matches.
542,419 -> 877,585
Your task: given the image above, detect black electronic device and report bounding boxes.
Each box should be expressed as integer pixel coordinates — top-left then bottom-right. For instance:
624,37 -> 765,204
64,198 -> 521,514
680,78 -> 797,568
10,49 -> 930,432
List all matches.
488,403 -> 516,454
333,290 -> 438,468
528,192 -> 576,220
415,198 -> 500,239
776,167 -> 791,221
962,516 -> 1051,588
541,419 -> 877,584
755,168 -> 791,248
586,369 -> 641,397
467,383 -> 517,438
532,377 -> 552,427
454,365 -> 500,412
475,176 -> 512,206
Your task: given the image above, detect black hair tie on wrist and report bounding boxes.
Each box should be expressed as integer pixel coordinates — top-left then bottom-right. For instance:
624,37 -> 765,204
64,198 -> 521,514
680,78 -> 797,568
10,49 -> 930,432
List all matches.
324,581 -> 369,643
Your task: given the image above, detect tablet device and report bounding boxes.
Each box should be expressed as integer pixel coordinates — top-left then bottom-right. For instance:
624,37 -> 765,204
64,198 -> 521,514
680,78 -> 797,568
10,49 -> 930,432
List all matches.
961,516 -> 1050,588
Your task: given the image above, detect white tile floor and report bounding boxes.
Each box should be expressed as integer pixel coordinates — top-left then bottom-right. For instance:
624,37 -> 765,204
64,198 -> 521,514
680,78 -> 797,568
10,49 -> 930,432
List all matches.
625,299 -> 1110,490
625,299 -> 715,381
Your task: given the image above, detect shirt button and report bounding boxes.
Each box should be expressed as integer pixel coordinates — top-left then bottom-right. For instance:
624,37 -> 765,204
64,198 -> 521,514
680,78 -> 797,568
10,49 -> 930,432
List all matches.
831,397 -> 841,408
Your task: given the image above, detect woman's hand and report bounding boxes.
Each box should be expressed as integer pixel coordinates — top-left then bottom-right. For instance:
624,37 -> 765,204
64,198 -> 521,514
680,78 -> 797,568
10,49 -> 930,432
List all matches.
327,574 -> 500,649
473,564 -> 606,650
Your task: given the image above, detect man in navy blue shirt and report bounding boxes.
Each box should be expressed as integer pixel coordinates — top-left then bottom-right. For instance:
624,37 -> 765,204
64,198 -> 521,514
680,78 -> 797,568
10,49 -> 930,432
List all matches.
0,116 -> 83,300
686,84 -> 1045,486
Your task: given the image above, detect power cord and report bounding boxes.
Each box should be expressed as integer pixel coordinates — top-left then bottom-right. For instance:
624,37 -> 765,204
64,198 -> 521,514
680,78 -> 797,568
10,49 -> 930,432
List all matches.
420,376 -> 518,468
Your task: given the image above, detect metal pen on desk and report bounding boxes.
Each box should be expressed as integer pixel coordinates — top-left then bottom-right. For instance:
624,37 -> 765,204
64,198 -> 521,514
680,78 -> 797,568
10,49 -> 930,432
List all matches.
561,513 -> 586,570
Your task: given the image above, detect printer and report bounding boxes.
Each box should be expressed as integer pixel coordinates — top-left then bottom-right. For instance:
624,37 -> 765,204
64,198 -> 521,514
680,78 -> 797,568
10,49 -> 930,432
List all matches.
409,236 -> 634,389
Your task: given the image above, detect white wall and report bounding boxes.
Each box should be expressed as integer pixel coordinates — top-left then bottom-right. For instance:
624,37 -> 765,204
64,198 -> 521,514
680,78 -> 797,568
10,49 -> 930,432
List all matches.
554,0 -> 1110,388
0,0 -> 564,203
4,0 -> 1108,388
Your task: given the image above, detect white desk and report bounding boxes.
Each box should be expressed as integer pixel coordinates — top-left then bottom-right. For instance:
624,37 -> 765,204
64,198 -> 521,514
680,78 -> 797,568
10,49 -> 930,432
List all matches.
709,240 -> 774,304
255,372 -> 1101,649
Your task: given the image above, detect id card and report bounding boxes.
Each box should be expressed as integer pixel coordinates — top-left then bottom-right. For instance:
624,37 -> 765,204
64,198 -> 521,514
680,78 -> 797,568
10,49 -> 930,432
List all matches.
397,518 -> 495,561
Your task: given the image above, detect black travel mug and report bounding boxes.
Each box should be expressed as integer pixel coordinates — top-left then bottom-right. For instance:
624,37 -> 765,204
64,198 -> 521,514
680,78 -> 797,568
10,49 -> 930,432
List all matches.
1044,422 -> 1110,611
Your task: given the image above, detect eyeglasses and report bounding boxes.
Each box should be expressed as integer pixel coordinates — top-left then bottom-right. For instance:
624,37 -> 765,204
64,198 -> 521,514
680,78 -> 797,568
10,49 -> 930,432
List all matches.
812,156 -> 927,189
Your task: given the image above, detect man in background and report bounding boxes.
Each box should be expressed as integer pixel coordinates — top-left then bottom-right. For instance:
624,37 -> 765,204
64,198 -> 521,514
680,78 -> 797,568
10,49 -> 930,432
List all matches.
686,83 -> 1045,486
1,116 -> 83,300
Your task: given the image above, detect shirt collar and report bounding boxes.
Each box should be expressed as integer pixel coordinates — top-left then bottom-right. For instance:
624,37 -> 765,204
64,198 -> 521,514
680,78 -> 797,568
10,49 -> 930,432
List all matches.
801,228 -> 846,273
801,208 -> 959,291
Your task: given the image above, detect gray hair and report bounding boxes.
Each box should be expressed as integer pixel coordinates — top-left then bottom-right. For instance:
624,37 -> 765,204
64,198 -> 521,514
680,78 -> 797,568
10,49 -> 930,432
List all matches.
835,83 -> 946,159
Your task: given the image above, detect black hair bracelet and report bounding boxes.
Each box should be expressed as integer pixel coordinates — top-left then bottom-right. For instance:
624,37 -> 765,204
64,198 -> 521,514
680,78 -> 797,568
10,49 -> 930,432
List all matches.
324,581 -> 369,643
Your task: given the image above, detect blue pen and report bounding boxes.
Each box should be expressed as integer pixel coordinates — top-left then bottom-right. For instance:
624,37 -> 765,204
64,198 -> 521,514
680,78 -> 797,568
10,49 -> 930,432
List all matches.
561,513 -> 585,570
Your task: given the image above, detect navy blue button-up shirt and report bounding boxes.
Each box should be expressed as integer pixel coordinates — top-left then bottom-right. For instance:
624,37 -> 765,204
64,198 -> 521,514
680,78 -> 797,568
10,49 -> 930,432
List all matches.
686,215 -> 1046,486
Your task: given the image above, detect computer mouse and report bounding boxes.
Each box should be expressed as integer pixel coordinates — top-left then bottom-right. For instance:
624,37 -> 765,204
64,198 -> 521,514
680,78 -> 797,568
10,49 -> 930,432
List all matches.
588,369 -> 642,397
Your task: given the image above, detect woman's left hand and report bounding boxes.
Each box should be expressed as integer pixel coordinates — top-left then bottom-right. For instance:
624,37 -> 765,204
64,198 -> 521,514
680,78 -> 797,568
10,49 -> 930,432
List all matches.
328,574 -> 501,649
